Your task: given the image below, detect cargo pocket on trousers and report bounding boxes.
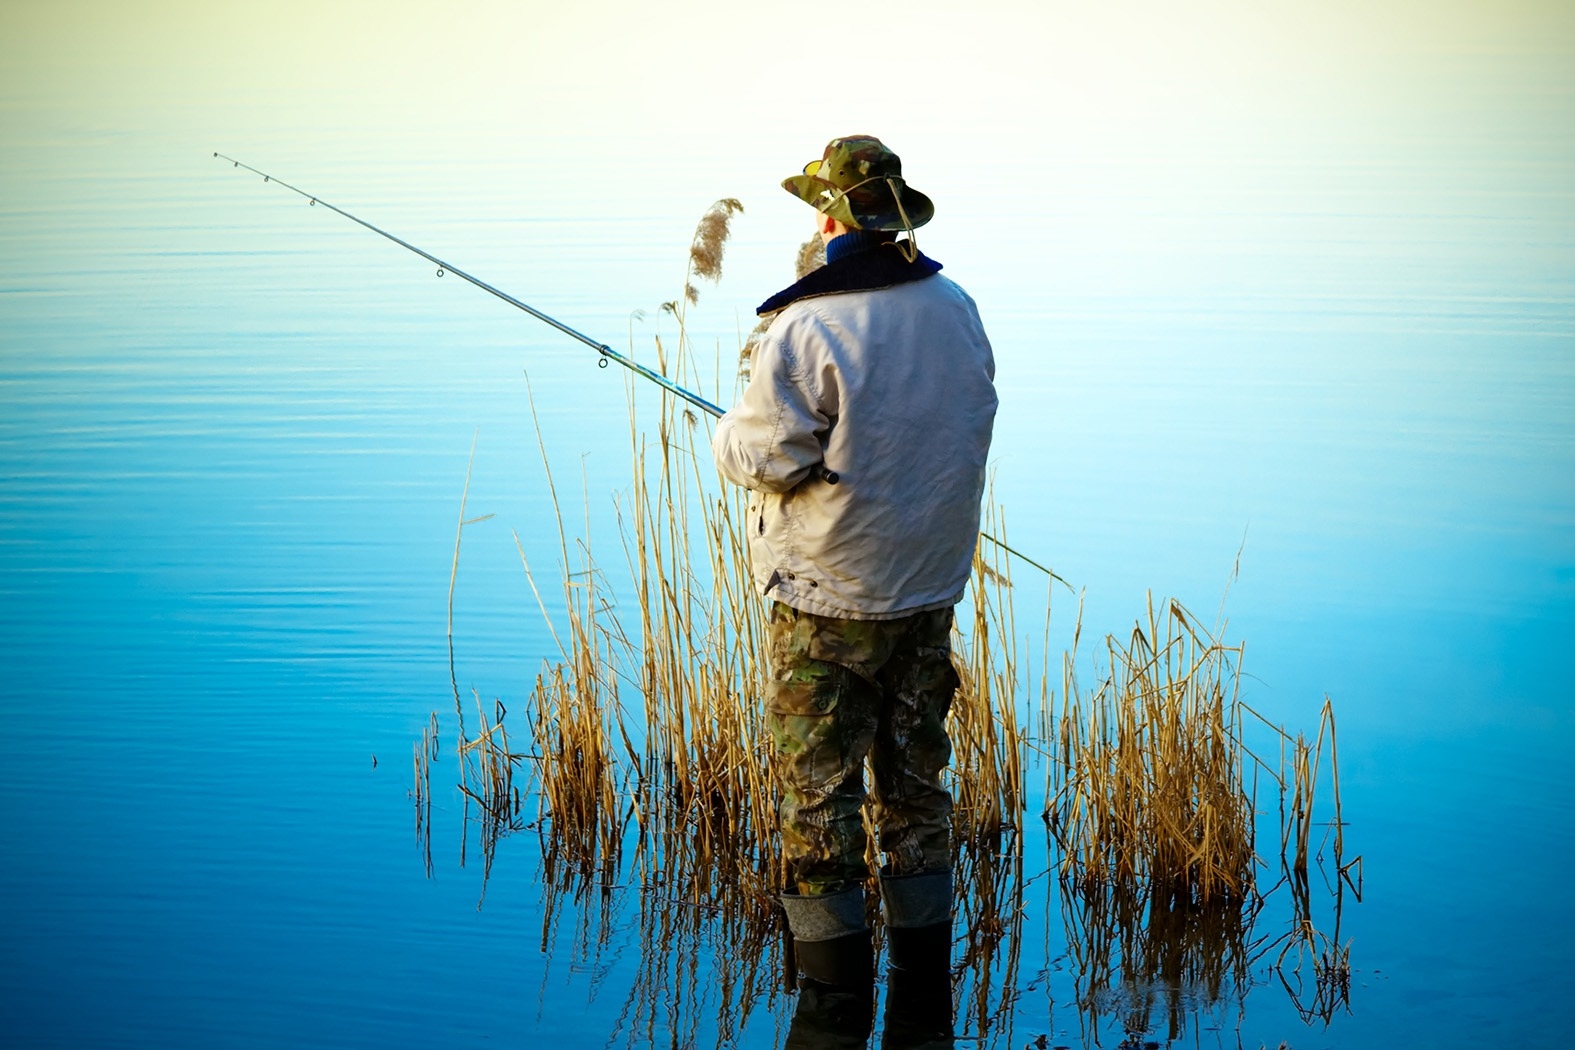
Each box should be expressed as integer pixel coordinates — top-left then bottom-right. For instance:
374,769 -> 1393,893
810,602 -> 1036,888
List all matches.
765,661 -> 849,792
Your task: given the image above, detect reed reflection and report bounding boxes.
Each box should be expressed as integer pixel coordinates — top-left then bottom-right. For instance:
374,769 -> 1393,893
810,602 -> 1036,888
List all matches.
1060,876 -> 1251,1043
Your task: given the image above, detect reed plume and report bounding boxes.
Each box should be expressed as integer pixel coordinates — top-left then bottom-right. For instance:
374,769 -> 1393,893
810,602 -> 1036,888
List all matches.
794,235 -> 824,279
683,198 -> 744,308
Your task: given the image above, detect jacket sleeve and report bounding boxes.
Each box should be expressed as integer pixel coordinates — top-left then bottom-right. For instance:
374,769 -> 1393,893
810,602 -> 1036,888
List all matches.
712,315 -> 830,493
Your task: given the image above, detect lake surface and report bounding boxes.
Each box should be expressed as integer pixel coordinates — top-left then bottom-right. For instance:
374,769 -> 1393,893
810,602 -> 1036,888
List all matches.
3,4 -> 1573,1047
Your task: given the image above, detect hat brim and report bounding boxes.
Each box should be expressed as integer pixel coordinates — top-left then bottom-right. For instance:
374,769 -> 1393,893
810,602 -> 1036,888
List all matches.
781,173 -> 935,232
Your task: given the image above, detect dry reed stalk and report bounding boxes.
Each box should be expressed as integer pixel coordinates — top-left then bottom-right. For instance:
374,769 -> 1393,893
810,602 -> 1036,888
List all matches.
949,501 -> 1031,858
410,713 -> 436,878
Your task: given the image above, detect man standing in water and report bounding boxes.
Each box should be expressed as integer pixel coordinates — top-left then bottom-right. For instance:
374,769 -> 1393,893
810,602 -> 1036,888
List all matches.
713,136 -> 998,1021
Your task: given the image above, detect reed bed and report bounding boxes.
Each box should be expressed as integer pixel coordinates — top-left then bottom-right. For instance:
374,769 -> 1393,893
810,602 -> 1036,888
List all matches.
512,370 -> 635,874
1047,594 -> 1255,902
412,199 -> 1357,1048
527,660 -> 625,882
622,370 -> 780,907
1043,597 -> 1358,1032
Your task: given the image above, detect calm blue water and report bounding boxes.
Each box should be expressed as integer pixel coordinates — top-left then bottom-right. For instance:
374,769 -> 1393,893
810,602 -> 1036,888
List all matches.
3,9 -> 1574,1045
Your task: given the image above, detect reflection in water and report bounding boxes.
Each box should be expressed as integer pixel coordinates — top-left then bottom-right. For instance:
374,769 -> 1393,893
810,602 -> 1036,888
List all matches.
1057,818 -> 1355,1044
1263,700 -> 1359,1026
784,974 -> 874,1049
611,882 -> 782,1048
1060,875 -> 1252,1043
883,952 -> 955,1050
1272,862 -> 1357,1026
411,711 -> 438,879
953,828 -> 1028,1043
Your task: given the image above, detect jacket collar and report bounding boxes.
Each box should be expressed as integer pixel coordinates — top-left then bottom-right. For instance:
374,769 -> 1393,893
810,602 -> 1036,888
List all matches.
756,242 -> 942,316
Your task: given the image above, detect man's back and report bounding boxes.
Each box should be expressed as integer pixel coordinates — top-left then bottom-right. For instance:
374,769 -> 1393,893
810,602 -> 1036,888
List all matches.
714,272 -> 996,619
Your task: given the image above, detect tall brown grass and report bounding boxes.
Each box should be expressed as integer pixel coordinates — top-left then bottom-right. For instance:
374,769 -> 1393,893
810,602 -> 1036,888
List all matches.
1046,594 -> 1255,902
1044,596 -> 1358,1032
416,198 -> 1356,1047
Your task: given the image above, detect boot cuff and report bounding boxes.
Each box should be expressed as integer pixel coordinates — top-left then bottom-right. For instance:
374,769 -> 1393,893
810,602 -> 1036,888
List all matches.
781,885 -> 868,942
880,870 -> 952,929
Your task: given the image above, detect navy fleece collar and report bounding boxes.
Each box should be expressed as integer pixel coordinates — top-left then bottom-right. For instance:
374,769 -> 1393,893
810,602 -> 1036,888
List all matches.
825,229 -> 890,263
756,240 -> 942,316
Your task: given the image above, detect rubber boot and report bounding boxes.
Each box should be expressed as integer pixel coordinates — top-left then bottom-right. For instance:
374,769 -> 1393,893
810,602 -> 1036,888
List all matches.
881,927 -> 953,1049
784,952 -> 875,1048
879,871 -> 954,1049
795,928 -> 877,987
781,886 -> 875,1048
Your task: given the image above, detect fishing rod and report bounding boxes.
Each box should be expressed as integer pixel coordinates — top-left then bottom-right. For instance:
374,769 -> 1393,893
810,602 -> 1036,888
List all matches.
212,157 -> 1071,582
215,152 -> 841,482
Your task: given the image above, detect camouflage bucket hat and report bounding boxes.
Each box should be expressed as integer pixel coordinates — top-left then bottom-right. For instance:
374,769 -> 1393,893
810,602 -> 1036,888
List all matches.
782,135 -> 935,232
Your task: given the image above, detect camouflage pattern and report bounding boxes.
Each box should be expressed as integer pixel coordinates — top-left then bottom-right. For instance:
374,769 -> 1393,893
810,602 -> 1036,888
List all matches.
781,135 -> 936,232
765,601 -> 958,896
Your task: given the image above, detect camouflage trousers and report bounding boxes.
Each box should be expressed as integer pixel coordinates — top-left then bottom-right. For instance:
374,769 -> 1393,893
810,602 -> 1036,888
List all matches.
765,601 -> 959,896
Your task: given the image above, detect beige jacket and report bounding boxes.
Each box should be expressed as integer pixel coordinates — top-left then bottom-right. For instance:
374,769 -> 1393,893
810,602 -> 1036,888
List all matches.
713,273 -> 997,619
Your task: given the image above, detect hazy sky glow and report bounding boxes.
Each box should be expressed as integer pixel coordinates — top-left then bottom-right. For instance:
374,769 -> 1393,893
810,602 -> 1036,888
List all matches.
5,1 -> 1572,169
6,0 -> 1570,312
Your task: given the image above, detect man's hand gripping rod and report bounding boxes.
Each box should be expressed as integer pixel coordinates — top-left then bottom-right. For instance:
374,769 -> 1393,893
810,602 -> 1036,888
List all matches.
213,152 -> 841,485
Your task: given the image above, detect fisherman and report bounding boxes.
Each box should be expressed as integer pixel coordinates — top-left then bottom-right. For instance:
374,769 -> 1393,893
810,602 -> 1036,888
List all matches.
712,136 -> 998,1008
